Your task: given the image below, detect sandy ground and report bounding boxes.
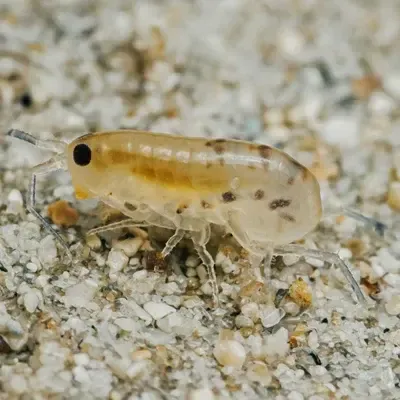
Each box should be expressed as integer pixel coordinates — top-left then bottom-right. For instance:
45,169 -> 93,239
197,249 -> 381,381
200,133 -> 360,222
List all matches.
0,1 -> 400,399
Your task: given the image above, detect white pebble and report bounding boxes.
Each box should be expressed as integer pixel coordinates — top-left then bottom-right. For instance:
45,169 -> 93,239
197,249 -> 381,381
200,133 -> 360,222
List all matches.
64,280 -> 98,308
114,317 -> 137,332
26,262 -> 38,272
183,296 -> 204,308
282,254 -> 299,266
265,327 -> 289,357
260,306 -> 285,328
283,301 -> 300,315
288,391 -> 304,400
8,375 -> 27,394
156,282 -> 180,296
189,387 -> 214,400
185,267 -> 197,277
235,315 -> 254,328
107,248 -> 129,273
241,303 -> 259,322
124,300 -> 152,325
246,362 -> 272,386
321,115 -> 360,148
143,301 -> 176,320
213,340 -> 246,368
200,281 -> 213,295
377,248 -> 400,273
338,248 -> 352,260
113,237 -> 143,257
23,290 -> 41,313
38,236 -> 58,266
385,295 -> 400,316
308,330 -> 319,350
305,257 -> 325,268
6,189 -> 23,214
278,28 -> 305,57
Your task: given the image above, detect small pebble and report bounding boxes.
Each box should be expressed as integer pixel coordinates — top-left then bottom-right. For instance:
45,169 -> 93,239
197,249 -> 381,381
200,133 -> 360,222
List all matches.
185,267 -> 197,277
185,255 -> 201,268
288,391 -> 304,400
288,278 -> 312,308
189,388 -> 215,400
246,362 -> 272,386
260,305 -> 285,328
235,315 -> 254,328
107,249 -> 129,273
143,301 -> 176,320
213,339 -> 246,368
6,189 -> 23,214
200,281 -> 213,296
47,200 -> 79,227
385,295 -> 400,316
131,349 -> 152,361
282,254 -> 299,266
26,262 -> 38,272
241,303 -> 259,322
85,234 -> 102,250
112,237 -> 143,257
265,327 -> 290,357
23,290 -> 41,313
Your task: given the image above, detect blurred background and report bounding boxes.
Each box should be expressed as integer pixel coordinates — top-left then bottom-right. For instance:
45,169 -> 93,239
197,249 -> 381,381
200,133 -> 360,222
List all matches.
0,1 -> 399,399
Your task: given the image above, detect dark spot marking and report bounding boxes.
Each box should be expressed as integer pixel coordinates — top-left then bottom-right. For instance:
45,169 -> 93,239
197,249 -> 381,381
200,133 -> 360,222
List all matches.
287,176 -> 295,185
248,164 -> 256,170
269,198 -> 291,210
205,139 -> 226,155
254,189 -> 264,200
176,203 -> 188,214
206,162 -> 212,168
280,212 -> 296,222
201,200 -> 212,209
214,145 -> 224,155
124,202 -> 137,212
258,144 -> 272,159
222,191 -> 236,203
219,159 -> 225,166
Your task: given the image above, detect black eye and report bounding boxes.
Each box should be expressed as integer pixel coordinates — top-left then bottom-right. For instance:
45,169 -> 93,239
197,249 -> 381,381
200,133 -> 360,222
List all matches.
73,143 -> 92,166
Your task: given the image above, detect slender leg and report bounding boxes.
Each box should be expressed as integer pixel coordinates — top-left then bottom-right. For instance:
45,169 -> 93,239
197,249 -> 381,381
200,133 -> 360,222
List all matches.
191,225 -> 219,306
341,207 -> 387,237
28,171 -> 72,261
161,229 -> 185,258
87,220 -> 150,236
263,246 -> 274,303
262,245 -> 274,282
273,244 -> 367,304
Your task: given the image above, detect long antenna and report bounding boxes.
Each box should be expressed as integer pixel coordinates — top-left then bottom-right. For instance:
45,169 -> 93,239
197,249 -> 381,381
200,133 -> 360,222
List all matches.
7,129 -> 67,153
7,128 -> 72,261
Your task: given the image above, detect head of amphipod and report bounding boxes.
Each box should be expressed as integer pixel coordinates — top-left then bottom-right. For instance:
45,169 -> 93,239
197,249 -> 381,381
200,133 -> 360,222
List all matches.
67,137 -> 96,200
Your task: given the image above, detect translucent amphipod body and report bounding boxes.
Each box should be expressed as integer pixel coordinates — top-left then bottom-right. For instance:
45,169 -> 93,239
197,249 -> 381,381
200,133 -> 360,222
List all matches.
9,129 -> 383,304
